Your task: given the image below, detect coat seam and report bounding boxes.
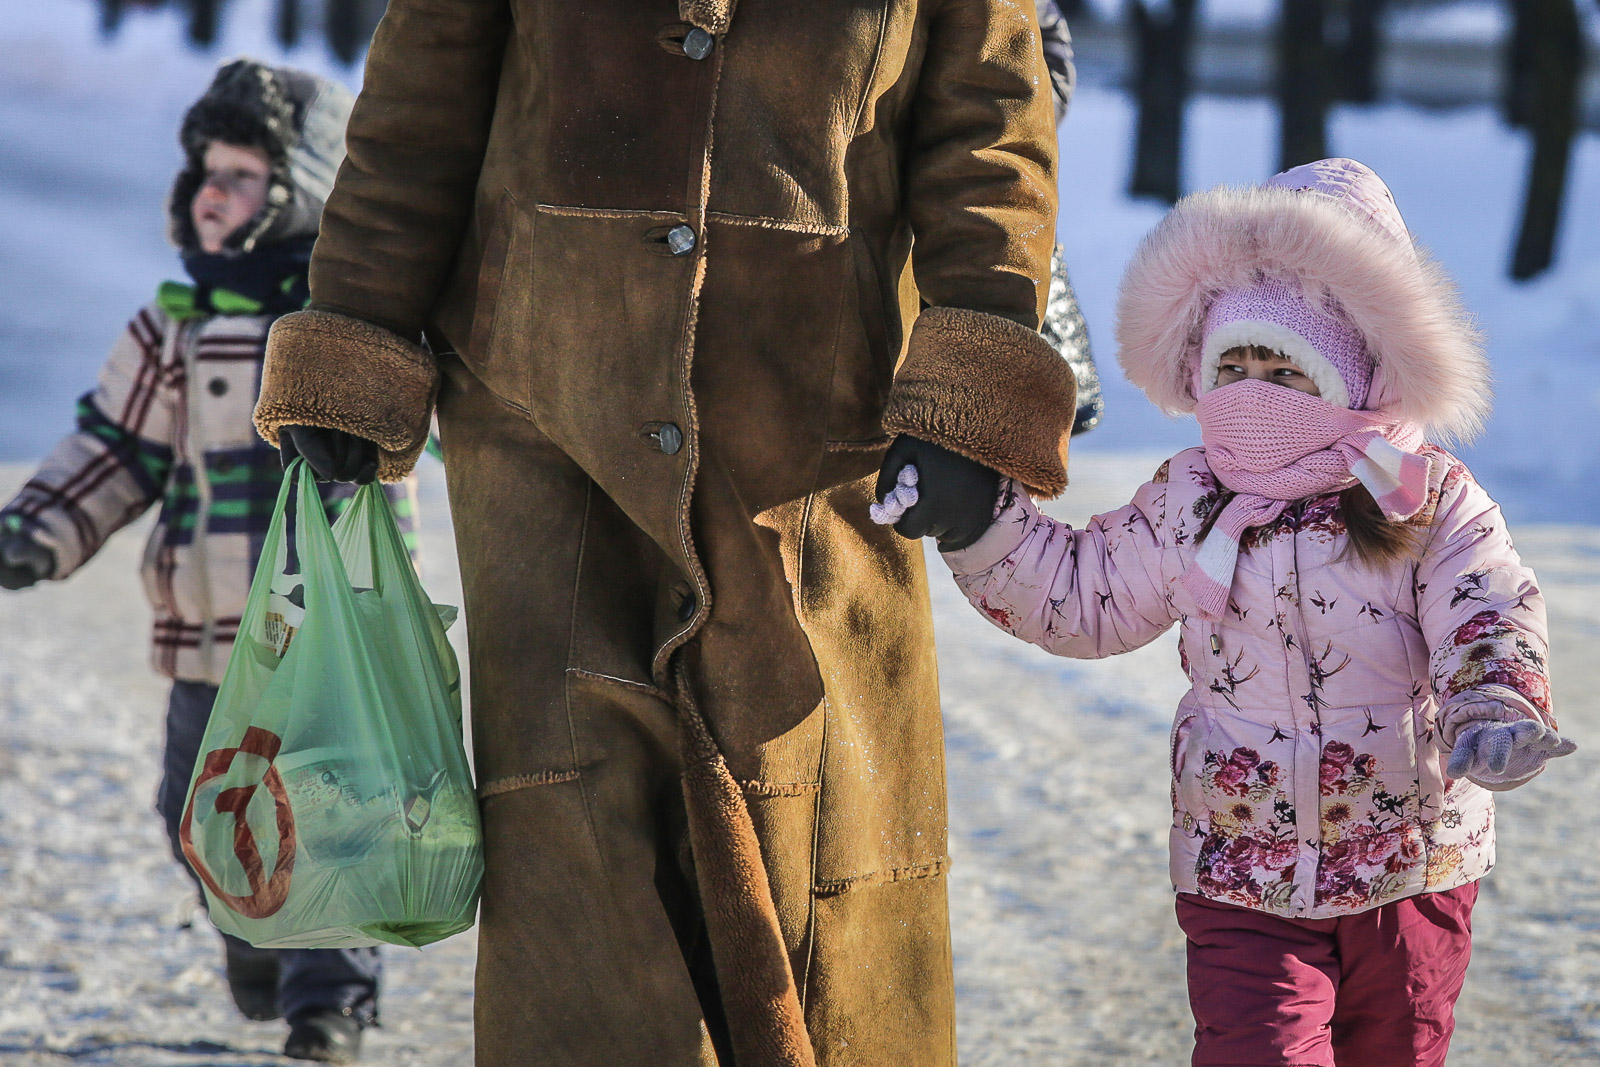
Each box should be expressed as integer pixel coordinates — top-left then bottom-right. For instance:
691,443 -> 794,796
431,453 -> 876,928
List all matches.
479,771 -> 581,799
534,203 -> 688,223
564,481 -> 594,777
824,435 -> 892,452
566,667 -> 674,704
813,858 -> 946,898
565,480 -> 639,930
452,350 -> 533,415
847,2 -> 891,143
650,33 -> 722,693
741,780 -> 821,798
706,211 -> 849,237
796,494 -> 822,1010
795,223 -> 862,1007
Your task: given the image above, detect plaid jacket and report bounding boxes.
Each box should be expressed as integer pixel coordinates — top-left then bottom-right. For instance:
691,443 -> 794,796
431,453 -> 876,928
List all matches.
1,301 -> 419,684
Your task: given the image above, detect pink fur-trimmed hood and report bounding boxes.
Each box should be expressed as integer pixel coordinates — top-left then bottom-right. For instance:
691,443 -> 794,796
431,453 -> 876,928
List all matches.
1115,159 -> 1490,442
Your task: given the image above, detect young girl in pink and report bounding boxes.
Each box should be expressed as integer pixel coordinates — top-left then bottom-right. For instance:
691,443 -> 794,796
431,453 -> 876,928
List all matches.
879,159 -> 1576,1065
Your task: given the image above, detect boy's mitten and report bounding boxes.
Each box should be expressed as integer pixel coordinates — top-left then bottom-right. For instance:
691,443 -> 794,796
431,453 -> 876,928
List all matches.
278,426 -> 379,485
0,534 -> 55,590
1439,687 -> 1577,790
873,435 -> 1000,552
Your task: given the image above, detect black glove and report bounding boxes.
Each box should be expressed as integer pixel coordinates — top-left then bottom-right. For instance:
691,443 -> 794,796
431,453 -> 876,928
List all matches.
0,533 -> 56,590
278,426 -> 379,485
874,435 -> 1001,552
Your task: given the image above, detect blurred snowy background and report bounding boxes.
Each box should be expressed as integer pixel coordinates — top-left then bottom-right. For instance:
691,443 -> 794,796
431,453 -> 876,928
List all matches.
2,1 -> 1599,1063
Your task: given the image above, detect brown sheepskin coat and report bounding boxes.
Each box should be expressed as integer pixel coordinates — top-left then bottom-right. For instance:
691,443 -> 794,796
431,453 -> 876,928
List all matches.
256,0 -> 1074,1063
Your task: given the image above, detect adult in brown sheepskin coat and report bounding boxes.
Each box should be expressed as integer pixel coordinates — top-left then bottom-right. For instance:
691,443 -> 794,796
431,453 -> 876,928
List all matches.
255,1 -> 1076,1064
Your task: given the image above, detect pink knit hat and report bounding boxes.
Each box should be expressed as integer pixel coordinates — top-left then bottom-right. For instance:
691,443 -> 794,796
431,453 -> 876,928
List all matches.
1117,157 -> 1489,441
1195,159 -> 1415,410
1198,276 -> 1373,409
1266,157 -> 1412,245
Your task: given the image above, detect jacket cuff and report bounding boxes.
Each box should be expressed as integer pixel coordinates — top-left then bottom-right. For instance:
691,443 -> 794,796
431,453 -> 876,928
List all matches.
941,479 -> 1036,575
882,307 -> 1076,498
255,309 -> 437,483
1434,684 -> 1547,750
1,509 -> 73,581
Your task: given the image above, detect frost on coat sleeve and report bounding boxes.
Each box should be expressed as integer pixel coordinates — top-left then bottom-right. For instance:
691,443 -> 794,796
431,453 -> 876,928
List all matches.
1417,460 -> 1554,727
0,308 -> 176,578
942,474 -> 1180,658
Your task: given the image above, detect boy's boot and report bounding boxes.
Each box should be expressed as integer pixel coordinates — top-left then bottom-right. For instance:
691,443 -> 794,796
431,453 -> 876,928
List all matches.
276,946 -> 380,1061
223,938 -> 281,1021
284,1009 -> 362,1064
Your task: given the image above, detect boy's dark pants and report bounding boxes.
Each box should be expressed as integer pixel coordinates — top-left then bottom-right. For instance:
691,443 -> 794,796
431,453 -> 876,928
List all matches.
156,680 -> 382,1025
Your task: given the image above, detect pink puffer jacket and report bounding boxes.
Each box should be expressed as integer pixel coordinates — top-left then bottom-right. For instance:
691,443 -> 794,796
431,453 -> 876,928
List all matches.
944,446 -> 1553,919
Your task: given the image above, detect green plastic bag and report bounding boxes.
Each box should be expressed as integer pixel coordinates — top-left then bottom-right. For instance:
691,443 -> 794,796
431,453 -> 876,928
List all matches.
180,461 -> 482,949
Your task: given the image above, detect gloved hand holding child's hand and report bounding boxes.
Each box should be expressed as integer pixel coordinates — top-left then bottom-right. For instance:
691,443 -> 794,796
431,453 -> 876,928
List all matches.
279,425 -> 379,485
1439,688 -> 1576,790
0,533 -> 55,590
872,435 -> 1000,553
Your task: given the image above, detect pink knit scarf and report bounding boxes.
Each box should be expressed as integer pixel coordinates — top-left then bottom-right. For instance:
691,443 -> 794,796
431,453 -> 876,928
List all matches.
1180,380 -> 1431,620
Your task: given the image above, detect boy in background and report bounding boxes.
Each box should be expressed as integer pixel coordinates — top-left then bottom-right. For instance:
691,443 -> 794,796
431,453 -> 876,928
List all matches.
0,59 -> 415,1065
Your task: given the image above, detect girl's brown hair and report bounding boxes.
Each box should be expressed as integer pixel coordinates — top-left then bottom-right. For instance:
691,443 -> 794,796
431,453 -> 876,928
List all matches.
1336,483 -> 1423,567
1196,484 -> 1422,568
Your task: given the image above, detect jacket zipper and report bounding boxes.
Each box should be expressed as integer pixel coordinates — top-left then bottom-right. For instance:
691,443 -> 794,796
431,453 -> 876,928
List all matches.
181,321 -> 217,680
1283,502 -> 1322,916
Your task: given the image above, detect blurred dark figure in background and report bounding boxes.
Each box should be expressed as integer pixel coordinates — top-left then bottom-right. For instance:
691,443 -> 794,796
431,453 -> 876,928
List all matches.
1037,0 -> 1104,435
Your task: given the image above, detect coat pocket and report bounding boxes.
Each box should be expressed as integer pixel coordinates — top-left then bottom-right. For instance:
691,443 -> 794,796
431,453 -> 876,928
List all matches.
1414,699 -> 1449,821
823,238 -> 898,448
462,190 -> 535,411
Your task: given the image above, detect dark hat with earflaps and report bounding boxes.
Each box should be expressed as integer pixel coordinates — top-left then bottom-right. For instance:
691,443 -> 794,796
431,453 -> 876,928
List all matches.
167,59 -> 354,256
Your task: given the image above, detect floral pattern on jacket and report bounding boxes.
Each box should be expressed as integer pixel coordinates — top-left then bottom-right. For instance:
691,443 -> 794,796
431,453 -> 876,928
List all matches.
944,446 -> 1553,919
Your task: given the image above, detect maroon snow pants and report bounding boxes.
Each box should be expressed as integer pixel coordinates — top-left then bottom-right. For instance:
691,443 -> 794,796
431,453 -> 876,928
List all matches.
1176,883 -> 1477,1067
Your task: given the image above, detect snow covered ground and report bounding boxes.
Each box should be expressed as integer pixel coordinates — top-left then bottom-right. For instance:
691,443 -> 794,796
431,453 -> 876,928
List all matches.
6,459 -> 1600,1065
4,1 -> 1600,1064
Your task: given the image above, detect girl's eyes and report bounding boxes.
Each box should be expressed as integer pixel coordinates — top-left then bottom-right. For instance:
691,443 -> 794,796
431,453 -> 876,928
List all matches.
1273,367 -> 1303,378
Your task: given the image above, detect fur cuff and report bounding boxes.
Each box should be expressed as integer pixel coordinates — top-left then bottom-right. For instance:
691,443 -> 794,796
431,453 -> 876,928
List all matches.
255,309 -> 437,482
882,307 -> 1076,497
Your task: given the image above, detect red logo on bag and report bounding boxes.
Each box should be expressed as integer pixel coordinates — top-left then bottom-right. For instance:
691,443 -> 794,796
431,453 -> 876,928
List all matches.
178,726 -> 297,919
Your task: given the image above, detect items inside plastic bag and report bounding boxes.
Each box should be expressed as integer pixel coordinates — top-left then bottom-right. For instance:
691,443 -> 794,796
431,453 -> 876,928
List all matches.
181,463 -> 482,949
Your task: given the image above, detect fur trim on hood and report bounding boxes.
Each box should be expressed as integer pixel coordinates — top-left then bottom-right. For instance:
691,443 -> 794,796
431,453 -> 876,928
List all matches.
1115,166 -> 1489,443
168,59 -> 354,255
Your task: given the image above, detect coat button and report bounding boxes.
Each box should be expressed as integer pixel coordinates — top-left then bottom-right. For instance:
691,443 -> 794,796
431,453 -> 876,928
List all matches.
683,28 -> 714,60
666,225 -> 696,255
677,591 -> 697,622
208,377 -> 229,397
645,423 -> 683,455
643,224 -> 699,256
